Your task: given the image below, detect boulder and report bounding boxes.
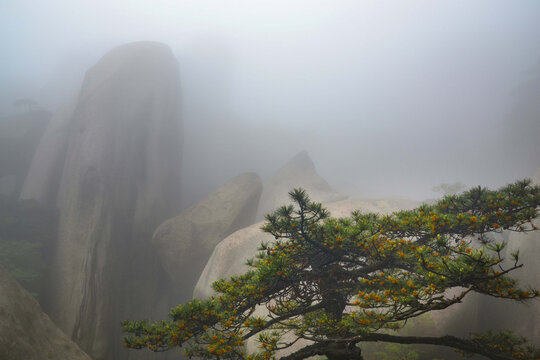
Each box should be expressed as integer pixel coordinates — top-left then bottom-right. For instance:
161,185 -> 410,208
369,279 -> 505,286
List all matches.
193,220 -> 272,299
153,172 -> 262,303
255,151 -> 346,220
0,265 -> 92,360
22,42 -> 182,359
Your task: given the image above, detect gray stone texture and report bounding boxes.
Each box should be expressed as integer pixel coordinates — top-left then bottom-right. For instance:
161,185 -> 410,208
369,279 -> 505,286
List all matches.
153,172 -> 262,303
0,265 -> 92,360
20,41 -> 183,359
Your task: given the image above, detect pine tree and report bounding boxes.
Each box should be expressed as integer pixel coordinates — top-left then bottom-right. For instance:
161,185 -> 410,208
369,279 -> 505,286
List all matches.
124,180 -> 540,360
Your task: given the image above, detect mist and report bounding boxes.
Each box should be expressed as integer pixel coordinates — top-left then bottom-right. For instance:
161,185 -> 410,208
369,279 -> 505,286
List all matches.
2,0 -> 539,201
1,1 -> 540,359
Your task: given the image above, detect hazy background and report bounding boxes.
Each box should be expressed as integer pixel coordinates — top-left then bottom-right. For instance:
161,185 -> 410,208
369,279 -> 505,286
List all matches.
2,0 -> 540,203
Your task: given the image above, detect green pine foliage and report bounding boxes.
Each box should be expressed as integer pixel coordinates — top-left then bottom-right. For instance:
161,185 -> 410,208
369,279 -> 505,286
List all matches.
123,180 -> 540,360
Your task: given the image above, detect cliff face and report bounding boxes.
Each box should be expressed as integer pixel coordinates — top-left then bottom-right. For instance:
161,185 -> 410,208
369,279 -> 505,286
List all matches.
20,41 -> 183,359
0,265 -> 92,360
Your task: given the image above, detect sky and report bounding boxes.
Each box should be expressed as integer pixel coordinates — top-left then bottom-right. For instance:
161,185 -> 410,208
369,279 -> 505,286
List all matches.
1,0 -> 540,202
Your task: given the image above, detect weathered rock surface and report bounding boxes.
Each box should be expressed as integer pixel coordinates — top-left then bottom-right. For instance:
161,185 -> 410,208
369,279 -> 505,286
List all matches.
21,42 -> 182,360
153,172 -> 262,302
0,265 -> 92,360
0,110 -> 51,197
194,197 -> 418,299
19,98 -> 77,206
255,151 -> 346,220
193,220 -> 272,299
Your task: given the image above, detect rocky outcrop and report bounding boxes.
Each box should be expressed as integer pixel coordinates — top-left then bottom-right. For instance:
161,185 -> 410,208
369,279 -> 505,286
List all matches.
0,110 -> 51,197
0,265 -> 92,360
153,172 -> 262,303
194,197 -> 418,299
21,42 -> 182,360
255,151 -> 346,220
193,220 -> 272,299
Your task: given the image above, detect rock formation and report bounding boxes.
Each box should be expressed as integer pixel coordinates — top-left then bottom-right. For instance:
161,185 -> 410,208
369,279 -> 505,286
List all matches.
20,42 -> 182,360
0,265 -> 92,360
255,151 -> 346,221
153,172 -> 262,303
193,220 -> 271,300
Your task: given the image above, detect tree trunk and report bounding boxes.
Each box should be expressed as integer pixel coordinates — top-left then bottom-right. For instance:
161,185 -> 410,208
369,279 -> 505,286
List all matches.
319,264 -> 347,320
325,343 -> 363,360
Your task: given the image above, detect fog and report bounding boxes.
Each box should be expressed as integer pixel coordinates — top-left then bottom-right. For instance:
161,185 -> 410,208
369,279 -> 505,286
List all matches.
1,1 -> 540,359
2,0 -> 539,202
